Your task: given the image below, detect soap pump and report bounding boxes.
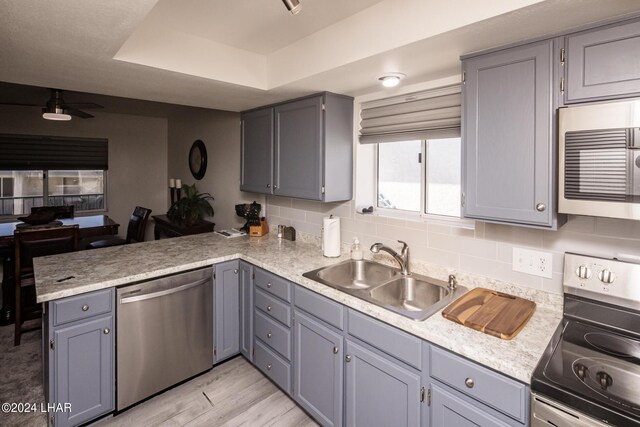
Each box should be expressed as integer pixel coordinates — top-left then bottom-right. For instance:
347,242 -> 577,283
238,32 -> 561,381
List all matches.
351,237 -> 363,260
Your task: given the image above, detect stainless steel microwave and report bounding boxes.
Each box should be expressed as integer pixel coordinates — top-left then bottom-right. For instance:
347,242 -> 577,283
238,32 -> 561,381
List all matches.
559,99 -> 640,220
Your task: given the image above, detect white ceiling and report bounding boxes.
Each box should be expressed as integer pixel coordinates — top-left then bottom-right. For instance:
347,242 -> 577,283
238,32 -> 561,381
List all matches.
0,0 -> 639,112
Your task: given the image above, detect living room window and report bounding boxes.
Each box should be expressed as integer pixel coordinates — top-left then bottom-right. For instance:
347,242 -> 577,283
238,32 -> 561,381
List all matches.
0,134 -> 108,216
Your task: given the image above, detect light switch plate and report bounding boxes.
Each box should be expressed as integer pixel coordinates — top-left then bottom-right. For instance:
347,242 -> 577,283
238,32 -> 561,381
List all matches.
512,247 -> 553,279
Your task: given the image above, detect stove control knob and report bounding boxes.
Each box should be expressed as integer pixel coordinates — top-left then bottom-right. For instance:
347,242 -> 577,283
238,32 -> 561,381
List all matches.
575,265 -> 592,280
598,269 -> 616,284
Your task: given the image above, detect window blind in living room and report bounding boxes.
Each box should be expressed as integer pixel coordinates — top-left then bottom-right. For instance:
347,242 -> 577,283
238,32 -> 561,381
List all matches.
359,84 -> 461,144
0,134 -> 108,170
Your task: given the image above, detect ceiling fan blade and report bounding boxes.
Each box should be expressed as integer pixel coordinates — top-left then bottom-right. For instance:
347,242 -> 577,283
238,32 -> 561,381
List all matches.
63,102 -> 103,109
67,108 -> 94,119
0,102 -> 40,107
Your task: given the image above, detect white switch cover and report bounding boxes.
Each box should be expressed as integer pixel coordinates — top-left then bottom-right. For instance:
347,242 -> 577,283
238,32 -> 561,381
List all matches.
512,247 -> 553,279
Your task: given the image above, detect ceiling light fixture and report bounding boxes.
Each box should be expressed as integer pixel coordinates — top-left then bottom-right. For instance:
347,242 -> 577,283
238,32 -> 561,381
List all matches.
42,106 -> 72,121
282,0 -> 302,15
378,73 -> 406,88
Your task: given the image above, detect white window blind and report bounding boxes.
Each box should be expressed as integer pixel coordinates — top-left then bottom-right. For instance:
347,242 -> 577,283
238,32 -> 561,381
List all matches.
359,84 -> 461,144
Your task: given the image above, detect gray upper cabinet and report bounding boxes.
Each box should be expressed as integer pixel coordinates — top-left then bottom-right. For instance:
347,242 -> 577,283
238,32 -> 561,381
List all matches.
241,108 -> 274,194
274,96 -> 323,199
565,18 -> 640,103
239,261 -> 253,361
462,39 -> 559,228
240,92 -> 353,202
46,289 -> 115,427
215,260 -> 240,363
345,340 -> 421,427
294,310 -> 344,427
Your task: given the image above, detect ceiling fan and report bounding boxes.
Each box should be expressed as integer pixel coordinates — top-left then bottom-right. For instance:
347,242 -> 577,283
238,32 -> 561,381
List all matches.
0,88 -> 103,121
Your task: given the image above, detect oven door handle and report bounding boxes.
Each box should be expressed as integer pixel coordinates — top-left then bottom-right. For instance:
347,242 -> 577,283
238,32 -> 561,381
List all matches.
119,278 -> 210,304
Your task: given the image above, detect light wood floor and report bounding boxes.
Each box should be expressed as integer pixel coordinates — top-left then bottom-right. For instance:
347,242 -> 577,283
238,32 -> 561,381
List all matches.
94,356 -> 318,427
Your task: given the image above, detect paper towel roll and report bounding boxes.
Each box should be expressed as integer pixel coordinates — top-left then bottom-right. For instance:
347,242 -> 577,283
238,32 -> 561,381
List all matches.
322,216 -> 341,257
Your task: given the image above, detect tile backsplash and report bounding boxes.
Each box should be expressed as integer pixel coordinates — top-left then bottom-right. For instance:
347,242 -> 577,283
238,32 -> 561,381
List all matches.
265,197 -> 640,294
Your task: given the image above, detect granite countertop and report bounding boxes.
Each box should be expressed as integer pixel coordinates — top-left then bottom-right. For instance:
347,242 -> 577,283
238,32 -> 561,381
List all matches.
34,232 -> 563,384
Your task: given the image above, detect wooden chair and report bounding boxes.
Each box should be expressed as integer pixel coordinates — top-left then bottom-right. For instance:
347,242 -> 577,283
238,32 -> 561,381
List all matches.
14,225 -> 79,346
31,205 -> 75,219
87,206 -> 151,249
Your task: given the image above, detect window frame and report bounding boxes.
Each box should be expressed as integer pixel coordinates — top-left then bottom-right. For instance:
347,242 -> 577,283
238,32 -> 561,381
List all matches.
374,137 -> 474,228
0,169 -> 108,218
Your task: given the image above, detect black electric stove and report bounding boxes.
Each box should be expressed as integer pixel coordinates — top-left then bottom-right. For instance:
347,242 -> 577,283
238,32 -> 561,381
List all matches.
532,253 -> 640,426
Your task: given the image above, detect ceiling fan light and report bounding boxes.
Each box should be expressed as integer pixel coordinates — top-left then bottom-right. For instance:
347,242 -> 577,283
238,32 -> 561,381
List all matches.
379,73 -> 406,88
42,106 -> 71,121
282,0 -> 301,15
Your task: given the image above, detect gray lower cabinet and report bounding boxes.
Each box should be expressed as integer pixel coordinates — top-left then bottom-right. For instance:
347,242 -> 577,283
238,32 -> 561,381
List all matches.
241,108 -> 274,194
239,260 -> 253,361
565,17 -> 640,103
240,92 -> 353,202
430,383 -> 512,427
45,289 -> 115,427
462,39 -> 559,229
214,260 -> 240,363
345,340 -> 421,427
293,310 -> 343,427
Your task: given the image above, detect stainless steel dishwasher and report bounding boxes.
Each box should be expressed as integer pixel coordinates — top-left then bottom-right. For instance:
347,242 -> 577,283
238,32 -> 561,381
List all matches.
116,267 -> 213,410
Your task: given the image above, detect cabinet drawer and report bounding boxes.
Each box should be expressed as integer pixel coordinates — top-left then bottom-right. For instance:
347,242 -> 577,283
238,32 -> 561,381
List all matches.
254,268 -> 291,302
254,339 -> 291,394
255,288 -> 290,326
255,310 -> 291,360
294,285 -> 343,330
430,346 -> 527,423
347,309 -> 421,370
52,289 -> 114,326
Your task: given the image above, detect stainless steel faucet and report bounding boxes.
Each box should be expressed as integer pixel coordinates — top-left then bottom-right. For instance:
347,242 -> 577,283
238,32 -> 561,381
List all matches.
370,240 -> 410,275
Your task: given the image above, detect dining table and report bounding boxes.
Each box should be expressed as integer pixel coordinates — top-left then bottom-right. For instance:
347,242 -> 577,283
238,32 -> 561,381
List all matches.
0,214 -> 119,325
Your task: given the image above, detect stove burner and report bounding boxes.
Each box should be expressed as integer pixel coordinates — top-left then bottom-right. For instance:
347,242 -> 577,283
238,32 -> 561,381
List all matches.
585,332 -> 640,359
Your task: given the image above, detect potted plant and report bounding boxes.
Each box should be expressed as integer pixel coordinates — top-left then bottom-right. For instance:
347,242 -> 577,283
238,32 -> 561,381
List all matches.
167,184 -> 214,226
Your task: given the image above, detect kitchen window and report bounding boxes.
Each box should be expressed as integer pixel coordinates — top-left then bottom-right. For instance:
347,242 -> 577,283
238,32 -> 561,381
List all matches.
0,134 -> 108,216
376,137 -> 461,218
359,83 -> 466,223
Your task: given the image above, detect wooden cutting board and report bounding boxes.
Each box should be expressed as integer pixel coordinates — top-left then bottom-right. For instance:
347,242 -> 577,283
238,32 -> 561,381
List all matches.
442,288 -> 536,340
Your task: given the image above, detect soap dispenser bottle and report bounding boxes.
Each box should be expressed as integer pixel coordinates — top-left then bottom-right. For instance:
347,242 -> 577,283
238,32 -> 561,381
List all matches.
351,237 -> 363,260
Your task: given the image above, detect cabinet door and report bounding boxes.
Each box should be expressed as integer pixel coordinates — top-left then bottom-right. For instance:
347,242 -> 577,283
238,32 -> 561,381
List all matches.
53,315 -> 114,427
241,108 -> 274,194
463,40 -> 554,227
215,260 -> 240,362
294,311 -> 343,427
430,383 -> 512,427
239,261 -> 253,361
566,19 -> 640,103
274,96 -> 323,200
345,341 -> 421,427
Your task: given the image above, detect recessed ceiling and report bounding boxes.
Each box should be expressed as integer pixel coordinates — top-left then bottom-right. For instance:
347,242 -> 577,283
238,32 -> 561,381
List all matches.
0,0 -> 639,112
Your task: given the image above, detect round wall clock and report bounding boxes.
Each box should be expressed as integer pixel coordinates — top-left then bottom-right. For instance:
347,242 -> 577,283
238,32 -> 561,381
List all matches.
188,140 -> 207,180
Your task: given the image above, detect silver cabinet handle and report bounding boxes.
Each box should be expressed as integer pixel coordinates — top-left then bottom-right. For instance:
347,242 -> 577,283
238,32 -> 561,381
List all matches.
345,355 -> 352,363
267,332 -> 272,339
267,184 -> 271,188
266,364 -> 272,371
465,378 -> 474,388
103,328 -> 110,335
234,269 -> 238,274
274,185 -> 278,189
82,304 -> 89,312
333,346 -> 339,354
266,283 -> 272,288
536,203 -> 546,212
267,305 -> 272,312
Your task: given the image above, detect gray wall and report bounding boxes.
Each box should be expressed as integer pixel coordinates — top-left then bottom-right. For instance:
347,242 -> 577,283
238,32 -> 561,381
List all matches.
167,107 -> 262,230
0,108 -> 168,241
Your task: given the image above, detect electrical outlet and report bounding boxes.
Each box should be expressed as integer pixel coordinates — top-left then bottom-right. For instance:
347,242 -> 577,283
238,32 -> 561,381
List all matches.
512,247 -> 553,279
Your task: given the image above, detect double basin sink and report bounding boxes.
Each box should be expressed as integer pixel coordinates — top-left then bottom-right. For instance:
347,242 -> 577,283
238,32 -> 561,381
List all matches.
303,259 -> 467,321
